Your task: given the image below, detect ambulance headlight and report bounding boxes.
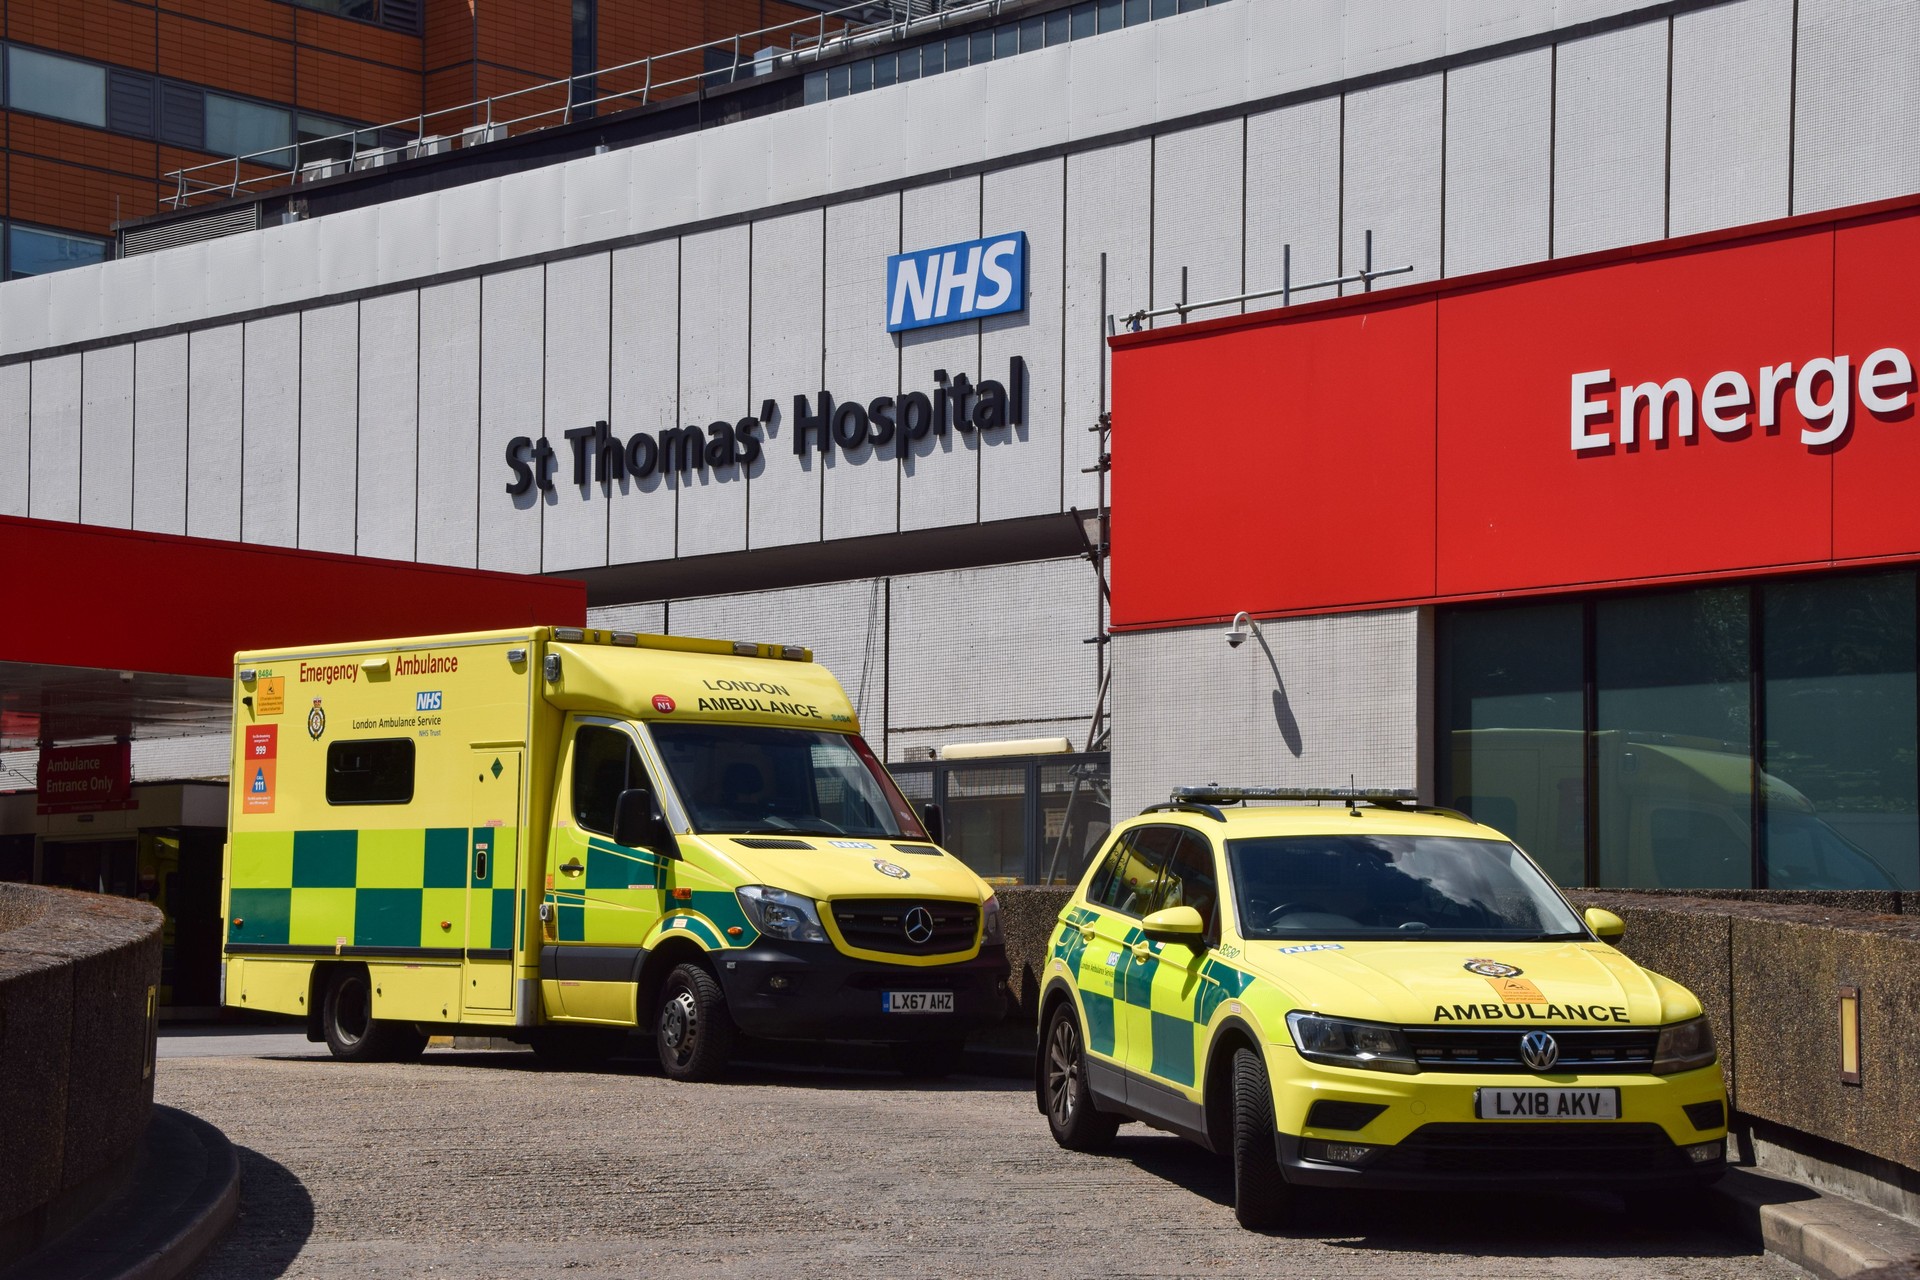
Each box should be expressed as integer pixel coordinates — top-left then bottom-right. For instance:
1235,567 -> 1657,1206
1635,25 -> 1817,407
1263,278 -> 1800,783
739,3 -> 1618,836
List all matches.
1653,1016 -> 1718,1075
735,885 -> 827,944
981,895 -> 1004,945
1285,1011 -> 1418,1074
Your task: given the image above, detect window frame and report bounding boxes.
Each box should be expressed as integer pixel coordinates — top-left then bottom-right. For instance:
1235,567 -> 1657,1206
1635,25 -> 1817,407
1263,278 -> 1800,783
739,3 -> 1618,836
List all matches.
323,738 -> 416,806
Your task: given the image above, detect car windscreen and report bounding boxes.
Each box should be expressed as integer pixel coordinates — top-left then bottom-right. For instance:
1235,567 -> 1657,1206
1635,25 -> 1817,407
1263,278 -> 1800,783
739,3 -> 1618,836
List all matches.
648,722 -> 925,839
1227,833 -> 1586,941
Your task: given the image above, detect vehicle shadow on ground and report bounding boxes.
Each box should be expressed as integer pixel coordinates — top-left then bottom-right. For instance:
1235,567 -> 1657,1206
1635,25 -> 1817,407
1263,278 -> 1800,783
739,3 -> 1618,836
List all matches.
191,1144 -> 316,1279
1106,1129 -> 1763,1260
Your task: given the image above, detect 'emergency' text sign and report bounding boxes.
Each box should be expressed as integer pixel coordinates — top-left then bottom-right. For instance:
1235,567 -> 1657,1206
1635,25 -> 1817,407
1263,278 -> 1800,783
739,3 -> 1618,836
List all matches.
886,232 -> 1026,333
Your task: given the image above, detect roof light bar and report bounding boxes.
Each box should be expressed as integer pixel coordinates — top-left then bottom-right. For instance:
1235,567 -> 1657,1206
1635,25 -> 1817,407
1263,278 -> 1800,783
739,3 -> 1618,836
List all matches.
1170,785 -> 1421,805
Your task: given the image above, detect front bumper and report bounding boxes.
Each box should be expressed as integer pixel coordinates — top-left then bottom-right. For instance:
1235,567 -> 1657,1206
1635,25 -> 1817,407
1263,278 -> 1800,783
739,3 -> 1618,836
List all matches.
713,940 -> 1009,1042
1272,1054 -> 1728,1191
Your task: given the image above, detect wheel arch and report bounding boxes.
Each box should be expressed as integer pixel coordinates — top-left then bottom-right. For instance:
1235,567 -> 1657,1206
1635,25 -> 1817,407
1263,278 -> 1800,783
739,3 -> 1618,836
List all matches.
1034,976 -> 1081,1115
635,936 -> 716,1028
1203,1015 -> 1266,1156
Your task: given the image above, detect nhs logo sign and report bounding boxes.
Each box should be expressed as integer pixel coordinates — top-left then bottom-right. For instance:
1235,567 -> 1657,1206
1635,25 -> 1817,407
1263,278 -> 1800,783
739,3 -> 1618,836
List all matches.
886,232 -> 1027,333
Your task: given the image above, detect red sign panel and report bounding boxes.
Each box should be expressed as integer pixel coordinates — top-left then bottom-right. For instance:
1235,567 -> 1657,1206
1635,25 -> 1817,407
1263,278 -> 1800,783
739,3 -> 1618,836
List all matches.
36,742 -> 135,815
1109,197 -> 1920,631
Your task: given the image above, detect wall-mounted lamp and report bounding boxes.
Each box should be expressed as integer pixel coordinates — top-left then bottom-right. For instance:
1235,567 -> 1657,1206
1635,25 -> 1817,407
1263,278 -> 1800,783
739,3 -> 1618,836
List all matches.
1225,611 -> 1262,649
1839,984 -> 1862,1085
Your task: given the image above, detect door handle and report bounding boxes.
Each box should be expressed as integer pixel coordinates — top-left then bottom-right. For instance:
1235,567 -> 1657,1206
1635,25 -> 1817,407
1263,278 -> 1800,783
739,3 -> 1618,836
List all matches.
1131,943 -> 1152,963
560,858 -> 585,877
1079,927 -> 1096,941
474,848 -> 489,882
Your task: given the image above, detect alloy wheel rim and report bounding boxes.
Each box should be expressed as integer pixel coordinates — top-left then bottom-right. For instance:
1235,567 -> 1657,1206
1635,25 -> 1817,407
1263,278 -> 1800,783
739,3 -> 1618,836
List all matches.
1047,1020 -> 1077,1124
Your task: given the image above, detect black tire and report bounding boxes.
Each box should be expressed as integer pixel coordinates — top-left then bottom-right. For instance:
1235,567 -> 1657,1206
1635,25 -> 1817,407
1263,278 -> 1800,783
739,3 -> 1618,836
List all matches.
889,1038 -> 966,1079
1042,1006 -> 1120,1151
655,962 -> 735,1082
528,1026 -> 628,1070
1231,1047 -> 1291,1230
321,967 -> 427,1063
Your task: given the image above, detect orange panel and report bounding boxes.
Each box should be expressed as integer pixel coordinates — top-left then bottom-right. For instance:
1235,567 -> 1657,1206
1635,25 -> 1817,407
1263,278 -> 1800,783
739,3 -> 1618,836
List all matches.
158,14 -> 295,95
9,0 -> 157,70
8,153 -> 161,235
294,47 -> 421,122
294,6 -> 422,70
160,0 -> 296,41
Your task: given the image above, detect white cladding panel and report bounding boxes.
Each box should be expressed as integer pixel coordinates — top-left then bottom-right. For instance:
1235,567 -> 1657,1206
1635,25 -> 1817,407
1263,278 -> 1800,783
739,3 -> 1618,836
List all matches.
700,106 -> 776,223
904,56 -> 990,176
1157,0 -> 1250,119
1343,74 -> 1445,292
749,208 -> 828,550
1245,96 -> 1343,313
1247,0 -> 1343,98
828,86 -> 910,195
631,132 -> 702,235
1063,140 -> 1150,511
607,241 -> 679,567
540,252 -> 612,572
317,206 -> 381,298
986,43 -> 1071,160
80,345 -> 135,529
256,221 -> 320,315
1793,0 -> 1920,214
1151,120 -> 1245,325
46,259 -> 102,351
1345,0 -> 1446,79
766,102 -> 834,210
202,231 -> 263,319
1111,609 -> 1421,818
897,177 -> 982,534
820,195 -> 898,543
564,148 -> 638,250
497,165 -> 569,264
670,579 -> 888,726
297,302 -> 359,554
186,325 -> 243,541
1443,50 -> 1554,277
143,243 -> 200,332
356,291 -> 420,562
438,180 -> 502,278
478,266 -> 545,575
0,363 -> 27,516
415,279 -> 481,568
674,225 -> 752,559
376,190 -> 440,288
132,335 -> 189,535
981,159 -> 1066,522
27,354 -> 81,522
888,559 -> 1099,754
1554,22 -> 1670,257
1068,19 -> 1159,141
1669,0 -> 1793,237
1445,0 -> 1553,51
241,314 -> 301,547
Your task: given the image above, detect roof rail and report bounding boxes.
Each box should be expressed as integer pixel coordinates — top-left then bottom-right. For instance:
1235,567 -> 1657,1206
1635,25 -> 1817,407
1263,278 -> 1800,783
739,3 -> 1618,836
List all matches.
1169,785 -> 1421,807
1138,800 -> 1226,823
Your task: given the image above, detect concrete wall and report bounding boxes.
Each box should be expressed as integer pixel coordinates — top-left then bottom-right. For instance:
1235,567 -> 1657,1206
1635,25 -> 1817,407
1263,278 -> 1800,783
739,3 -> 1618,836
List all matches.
0,885 -> 162,1267
1109,608 -> 1428,817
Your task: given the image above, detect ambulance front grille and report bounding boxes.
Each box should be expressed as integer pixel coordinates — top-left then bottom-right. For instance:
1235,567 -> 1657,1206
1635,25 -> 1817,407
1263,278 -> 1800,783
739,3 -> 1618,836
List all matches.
1370,1123 -> 1685,1177
828,898 -> 979,955
1402,1027 -> 1660,1073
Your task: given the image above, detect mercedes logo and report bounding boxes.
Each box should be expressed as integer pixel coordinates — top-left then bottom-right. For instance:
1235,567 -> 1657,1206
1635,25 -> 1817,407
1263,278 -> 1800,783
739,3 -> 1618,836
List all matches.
902,906 -> 935,945
1520,1030 -> 1561,1072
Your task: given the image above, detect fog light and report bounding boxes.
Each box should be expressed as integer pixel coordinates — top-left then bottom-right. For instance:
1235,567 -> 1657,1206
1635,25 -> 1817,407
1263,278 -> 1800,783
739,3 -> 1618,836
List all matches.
768,975 -> 791,990
1300,1139 -> 1375,1166
1685,1139 -> 1724,1165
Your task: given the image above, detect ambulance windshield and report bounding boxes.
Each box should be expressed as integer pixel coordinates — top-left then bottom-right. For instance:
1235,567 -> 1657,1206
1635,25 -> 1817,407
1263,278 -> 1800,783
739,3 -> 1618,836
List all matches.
1228,835 -> 1587,941
649,723 -> 926,840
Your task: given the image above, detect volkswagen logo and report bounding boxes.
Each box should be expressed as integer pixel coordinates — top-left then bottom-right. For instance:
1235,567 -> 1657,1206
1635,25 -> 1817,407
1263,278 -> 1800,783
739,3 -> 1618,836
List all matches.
902,906 -> 936,945
1520,1030 -> 1561,1072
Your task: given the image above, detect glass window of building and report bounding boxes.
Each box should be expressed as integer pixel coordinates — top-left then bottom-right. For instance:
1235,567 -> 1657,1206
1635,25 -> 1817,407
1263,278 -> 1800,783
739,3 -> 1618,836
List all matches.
1595,587 -> 1752,888
1438,602 -> 1586,886
9,226 -> 109,278
1761,572 -> 1916,889
942,763 -> 1025,883
8,47 -> 107,128
206,93 -> 294,166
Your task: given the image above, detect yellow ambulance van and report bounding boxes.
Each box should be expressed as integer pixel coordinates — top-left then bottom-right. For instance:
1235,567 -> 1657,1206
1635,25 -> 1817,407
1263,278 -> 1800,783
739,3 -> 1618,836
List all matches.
222,626 -> 1009,1079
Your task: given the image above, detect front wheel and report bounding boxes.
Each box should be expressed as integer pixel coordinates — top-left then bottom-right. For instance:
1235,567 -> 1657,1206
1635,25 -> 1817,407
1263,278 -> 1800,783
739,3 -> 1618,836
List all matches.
321,967 -> 427,1063
655,962 -> 735,1082
1230,1047 -> 1292,1230
1042,1006 -> 1120,1151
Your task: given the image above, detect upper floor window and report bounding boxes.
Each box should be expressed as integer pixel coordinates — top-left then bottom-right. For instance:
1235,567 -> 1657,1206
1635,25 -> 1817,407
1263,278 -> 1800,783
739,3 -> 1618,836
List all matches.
8,46 -> 106,128
206,93 -> 294,167
9,225 -> 108,279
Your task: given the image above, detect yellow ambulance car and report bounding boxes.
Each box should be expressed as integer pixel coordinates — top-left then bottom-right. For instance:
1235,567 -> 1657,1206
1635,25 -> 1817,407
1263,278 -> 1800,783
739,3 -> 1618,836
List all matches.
1036,787 -> 1727,1228
222,626 -> 1009,1079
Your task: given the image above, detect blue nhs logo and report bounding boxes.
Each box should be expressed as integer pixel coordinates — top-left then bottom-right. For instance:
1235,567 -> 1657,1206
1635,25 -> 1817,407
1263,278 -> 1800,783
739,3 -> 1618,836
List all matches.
885,232 -> 1027,333
416,691 -> 442,712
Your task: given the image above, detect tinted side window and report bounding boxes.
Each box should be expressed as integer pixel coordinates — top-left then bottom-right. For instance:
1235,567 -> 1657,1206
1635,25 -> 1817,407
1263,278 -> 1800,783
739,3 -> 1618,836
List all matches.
572,726 -> 642,836
325,739 -> 414,805
1088,825 -> 1181,916
1151,830 -> 1220,938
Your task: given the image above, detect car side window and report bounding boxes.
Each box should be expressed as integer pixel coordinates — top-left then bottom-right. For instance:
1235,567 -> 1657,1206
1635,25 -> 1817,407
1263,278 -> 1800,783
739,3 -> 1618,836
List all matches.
1150,829 -> 1221,942
1087,825 -> 1182,918
572,725 -> 643,837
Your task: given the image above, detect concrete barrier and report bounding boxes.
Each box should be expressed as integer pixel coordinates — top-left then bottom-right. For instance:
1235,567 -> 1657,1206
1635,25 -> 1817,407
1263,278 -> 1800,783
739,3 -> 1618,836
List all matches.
0,884 -> 163,1269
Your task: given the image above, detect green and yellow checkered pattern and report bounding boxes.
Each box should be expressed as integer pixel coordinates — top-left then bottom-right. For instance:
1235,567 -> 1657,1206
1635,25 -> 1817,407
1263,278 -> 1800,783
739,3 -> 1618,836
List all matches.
1052,905 -> 1256,1089
227,827 -> 519,952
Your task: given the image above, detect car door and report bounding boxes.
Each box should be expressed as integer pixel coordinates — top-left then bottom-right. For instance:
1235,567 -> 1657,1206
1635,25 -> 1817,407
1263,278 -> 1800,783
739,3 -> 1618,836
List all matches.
544,718 -> 669,1022
1072,825 -> 1182,1088
1131,828 -> 1226,1110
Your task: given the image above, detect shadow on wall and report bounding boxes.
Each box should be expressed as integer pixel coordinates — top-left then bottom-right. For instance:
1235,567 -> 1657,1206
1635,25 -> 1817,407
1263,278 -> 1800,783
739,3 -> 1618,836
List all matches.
190,1145 -> 315,1280
1254,629 -> 1303,758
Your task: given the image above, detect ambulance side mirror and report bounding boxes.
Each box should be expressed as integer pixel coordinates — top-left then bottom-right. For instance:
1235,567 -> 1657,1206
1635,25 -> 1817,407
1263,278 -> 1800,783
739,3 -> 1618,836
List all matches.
614,787 -> 679,858
920,803 -> 945,846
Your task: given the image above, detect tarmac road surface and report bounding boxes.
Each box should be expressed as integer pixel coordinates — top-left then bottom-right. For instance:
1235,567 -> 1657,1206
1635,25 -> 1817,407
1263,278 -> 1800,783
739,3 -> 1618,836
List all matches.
156,1036 -> 1799,1280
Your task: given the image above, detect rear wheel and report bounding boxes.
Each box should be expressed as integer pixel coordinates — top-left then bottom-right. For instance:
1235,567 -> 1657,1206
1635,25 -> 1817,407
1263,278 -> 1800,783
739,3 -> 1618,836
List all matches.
655,962 -> 735,1083
1230,1047 -> 1291,1230
1042,1006 -> 1120,1151
321,967 -> 427,1063
889,1038 -> 965,1079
